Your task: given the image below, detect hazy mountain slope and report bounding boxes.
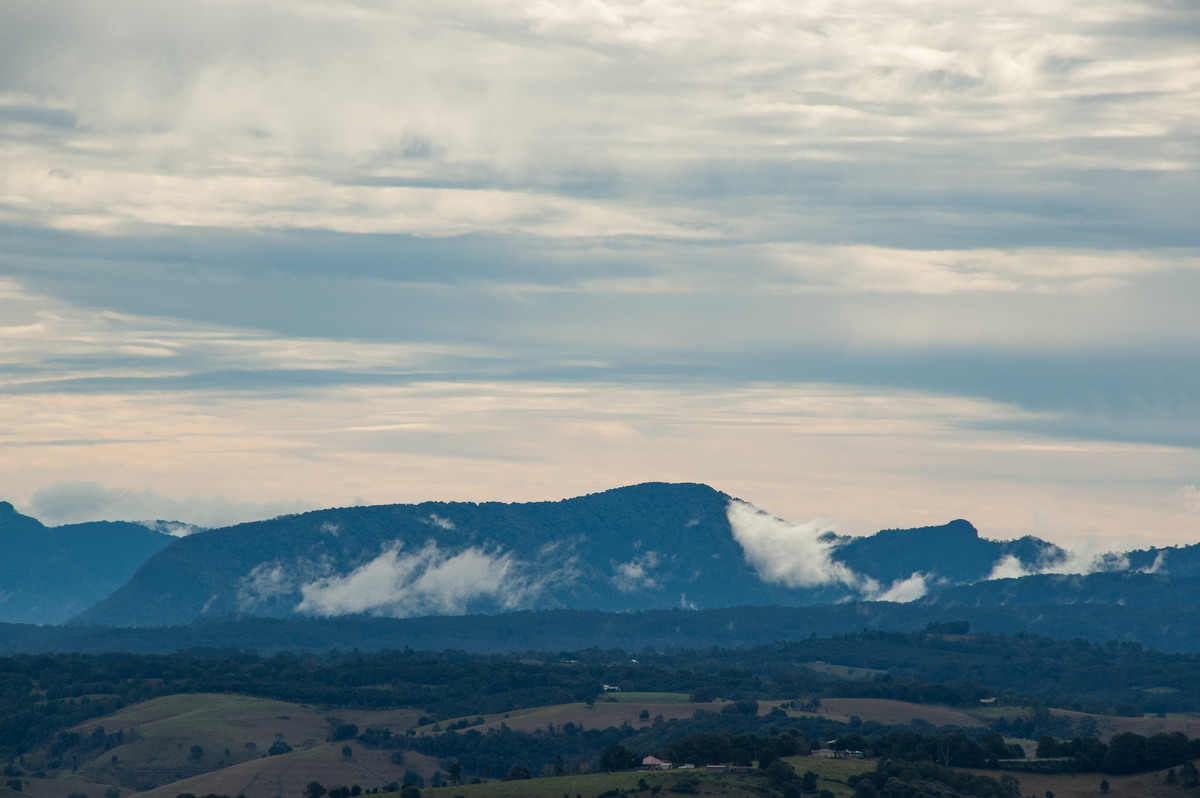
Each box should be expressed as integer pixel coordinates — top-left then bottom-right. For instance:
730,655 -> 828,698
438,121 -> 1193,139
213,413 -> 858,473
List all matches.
833,520 -> 1065,587
923,570 -> 1200,608
70,482 -> 1068,628
0,501 -> 173,624
75,482 -> 800,626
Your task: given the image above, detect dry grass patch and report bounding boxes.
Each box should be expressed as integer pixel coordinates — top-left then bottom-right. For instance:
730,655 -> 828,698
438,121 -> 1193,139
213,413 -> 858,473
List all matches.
417,701 -> 707,737
424,768 -> 787,798
136,741 -> 433,798
814,698 -> 986,729
1048,708 -> 1200,740
964,765 -> 1192,798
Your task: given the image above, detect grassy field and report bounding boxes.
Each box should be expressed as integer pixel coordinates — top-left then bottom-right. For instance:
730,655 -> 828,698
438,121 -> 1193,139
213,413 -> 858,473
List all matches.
136,742 -> 437,798
780,755 -> 875,797
414,699 -> 710,738
962,765 -> 1190,798
17,689 -> 1200,798
13,694 -> 428,798
806,698 -> 988,729
799,662 -> 887,682
1048,708 -> 1200,739
422,756 -> 877,798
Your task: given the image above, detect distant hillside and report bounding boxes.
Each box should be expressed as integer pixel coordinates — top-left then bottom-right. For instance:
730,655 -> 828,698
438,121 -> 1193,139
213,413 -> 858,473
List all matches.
0,501 -> 173,624
923,570 -> 1200,608
69,482 -> 1071,628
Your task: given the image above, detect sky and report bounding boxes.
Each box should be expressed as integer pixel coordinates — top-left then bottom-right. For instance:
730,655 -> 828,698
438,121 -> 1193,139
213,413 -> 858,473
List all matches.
1,0 -> 1198,554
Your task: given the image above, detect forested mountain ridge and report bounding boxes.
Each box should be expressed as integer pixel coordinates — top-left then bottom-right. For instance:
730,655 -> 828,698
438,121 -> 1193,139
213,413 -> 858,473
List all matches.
70,483 -> 1072,627
0,501 -> 174,624
5,482 -> 1199,629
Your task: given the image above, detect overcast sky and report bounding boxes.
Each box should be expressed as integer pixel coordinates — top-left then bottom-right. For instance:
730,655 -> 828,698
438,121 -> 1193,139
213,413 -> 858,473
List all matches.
2,0 -> 1198,552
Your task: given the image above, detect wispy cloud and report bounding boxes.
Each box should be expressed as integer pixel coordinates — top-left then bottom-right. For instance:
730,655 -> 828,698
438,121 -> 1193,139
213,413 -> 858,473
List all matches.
611,551 -> 662,592
29,481 -> 307,528
294,541 -> 570,618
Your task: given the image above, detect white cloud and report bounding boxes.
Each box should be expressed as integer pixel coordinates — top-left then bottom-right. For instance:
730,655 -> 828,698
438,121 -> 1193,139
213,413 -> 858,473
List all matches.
294,541 -> 562,617
27,481 -> 308,528
873,572 -> 930,603
726,499 -> 863,590
611,551 -> 661,592
1177,485 -> 1200,513
985,548 -> 1133,580
138,520 -> 204,537
238,562 -> 301,613
986,554 -> 1032,580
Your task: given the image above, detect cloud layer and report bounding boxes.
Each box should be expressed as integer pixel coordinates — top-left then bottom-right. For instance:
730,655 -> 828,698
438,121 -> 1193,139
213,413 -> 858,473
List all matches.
1,1 -> 1198,552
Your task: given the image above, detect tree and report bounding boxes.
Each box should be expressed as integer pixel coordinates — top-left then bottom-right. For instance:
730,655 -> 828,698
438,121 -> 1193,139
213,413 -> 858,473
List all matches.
802,771 -> 819,794
305,782 -> 326,798
1181,761 -> 1200,788
504,766 -> 531,781
1146,731 -> 1190,769
1104,732 -> 1148,774
449,762 -> 462,785
852,780 -> 878,798
341,745 -> 352,759
765,760 -> 797,787
600,745 -> 638,772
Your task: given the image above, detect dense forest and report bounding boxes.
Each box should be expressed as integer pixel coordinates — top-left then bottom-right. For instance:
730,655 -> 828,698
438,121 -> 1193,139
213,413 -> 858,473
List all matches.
11,597 -> 1200,658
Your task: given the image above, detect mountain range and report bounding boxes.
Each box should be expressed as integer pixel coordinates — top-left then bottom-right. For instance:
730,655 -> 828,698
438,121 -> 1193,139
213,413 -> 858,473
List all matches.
4,482 -> 1195,629
0,501 -> 174,624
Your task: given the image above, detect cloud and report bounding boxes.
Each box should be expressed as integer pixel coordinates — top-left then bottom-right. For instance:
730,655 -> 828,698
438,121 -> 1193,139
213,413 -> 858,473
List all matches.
294,541 -> 567,618
986,555 -> 1033,581
726,499 -> 864,591
611,551 -> 661,592
28,481 -> 309,528
1177,486 -> 1200,513
139,520 -> 205,537
874,573 -> 930,603
1,1 -> 1198,559
985,548 -> 1134,581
